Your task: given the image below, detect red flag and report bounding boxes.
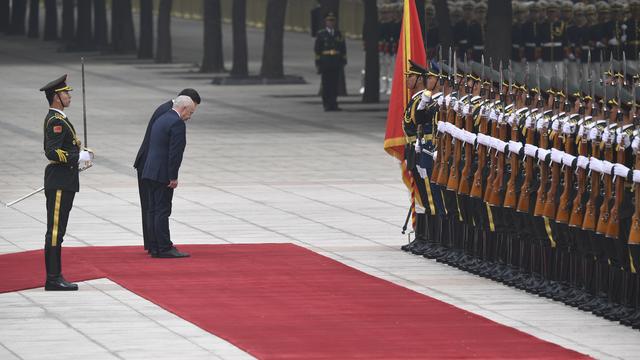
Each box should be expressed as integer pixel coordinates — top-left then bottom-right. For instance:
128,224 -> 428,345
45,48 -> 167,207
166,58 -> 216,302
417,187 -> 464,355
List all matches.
383,0 -> 427,161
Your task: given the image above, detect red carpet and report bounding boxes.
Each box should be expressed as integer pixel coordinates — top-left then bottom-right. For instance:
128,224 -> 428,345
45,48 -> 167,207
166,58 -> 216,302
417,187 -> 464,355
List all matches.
0,244 -> 588,359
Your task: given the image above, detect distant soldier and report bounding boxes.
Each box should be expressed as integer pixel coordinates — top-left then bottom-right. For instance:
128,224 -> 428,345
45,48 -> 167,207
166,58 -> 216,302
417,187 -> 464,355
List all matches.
568,4 -> 590,63
625,0 -> 640,60
538,1 -> 567,63
425,4 -> 439,60
522,2 -> 541,62
314,12 -> 346,111
39,75 -> 93,291
609,1 -> 627,60
453,2 -> 475,60
593,1 -> 612,62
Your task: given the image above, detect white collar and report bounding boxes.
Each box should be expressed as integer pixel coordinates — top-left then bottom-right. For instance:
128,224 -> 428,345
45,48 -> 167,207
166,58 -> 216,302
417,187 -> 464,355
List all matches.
49,108 -> 67,118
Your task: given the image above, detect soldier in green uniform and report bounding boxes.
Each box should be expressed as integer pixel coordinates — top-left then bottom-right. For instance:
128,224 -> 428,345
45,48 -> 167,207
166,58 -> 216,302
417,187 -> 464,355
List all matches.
39,75 -> 93,291
314,12 -> 347,111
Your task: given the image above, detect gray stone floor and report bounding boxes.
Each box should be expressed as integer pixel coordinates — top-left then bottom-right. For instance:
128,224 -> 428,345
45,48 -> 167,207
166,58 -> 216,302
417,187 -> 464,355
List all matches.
1,18 -> 639,359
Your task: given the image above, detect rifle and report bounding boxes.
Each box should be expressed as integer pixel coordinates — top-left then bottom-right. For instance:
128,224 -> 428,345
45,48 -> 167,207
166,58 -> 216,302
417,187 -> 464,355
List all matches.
517,63 -> 540,213
435,50 -> 457,186
484,59 -> 500,202
605,52 -> 628,239
569,54 -> 591,227
556,62 -> 575,223
505,61 -> 525,209
447,55 -> 467,191
582,62 -> 603,231
543,65 -> 563,219
628,80 -> 640,245
431,46 -> 445,182
470,58 -> 490,199
596,54 -> 616,234
489,61 -> 509,206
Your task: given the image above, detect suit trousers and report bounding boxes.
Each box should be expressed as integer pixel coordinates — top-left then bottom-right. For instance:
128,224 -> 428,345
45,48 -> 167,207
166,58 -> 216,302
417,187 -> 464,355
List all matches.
145,179 -> 174,252
321,65 -> 340,110
137,170 -> 151,250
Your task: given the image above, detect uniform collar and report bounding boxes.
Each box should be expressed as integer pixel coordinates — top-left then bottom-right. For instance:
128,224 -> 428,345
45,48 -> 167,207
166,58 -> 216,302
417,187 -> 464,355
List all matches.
49,108 -> 67,118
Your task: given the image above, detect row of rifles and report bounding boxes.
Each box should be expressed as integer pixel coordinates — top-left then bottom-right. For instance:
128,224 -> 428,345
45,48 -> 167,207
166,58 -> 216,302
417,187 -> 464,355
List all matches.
408,50 -> 640,329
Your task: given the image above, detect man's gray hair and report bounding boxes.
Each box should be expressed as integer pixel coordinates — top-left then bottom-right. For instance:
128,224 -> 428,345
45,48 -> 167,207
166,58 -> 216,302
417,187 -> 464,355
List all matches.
173,95 -> 195,109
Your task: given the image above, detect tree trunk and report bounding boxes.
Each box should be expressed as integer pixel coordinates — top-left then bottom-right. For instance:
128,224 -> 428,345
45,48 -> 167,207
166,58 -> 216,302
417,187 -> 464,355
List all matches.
27,0 -> 38,38
231,0 -> 248,77
112,0 -> 137,53
0,0 -> 9,33
76,0 -> 93,49
93,0 -> 108,49
433,0 -> 453,54
61,0 -> 75,43
9,0 -> 27,35
362,0 -> 379,103
156,0 -> 172,63
484,0 -> 511,66
43,0 -> 57,40
260,0 -> 287,78
201,0 -> 224,72
138,0 -> 153,59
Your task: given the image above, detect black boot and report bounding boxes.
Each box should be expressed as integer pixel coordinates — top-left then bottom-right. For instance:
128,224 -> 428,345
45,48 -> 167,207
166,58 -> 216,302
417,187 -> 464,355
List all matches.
44,247 -> 78,291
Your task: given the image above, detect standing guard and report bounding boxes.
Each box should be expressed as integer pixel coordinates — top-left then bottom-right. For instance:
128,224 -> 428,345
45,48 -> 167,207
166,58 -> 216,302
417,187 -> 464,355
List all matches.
39,75 -> 93,291
314,12 -> 346,111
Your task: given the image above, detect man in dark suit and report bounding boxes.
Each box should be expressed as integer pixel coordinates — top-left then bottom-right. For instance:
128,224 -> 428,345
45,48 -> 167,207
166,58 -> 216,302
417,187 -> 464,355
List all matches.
142,95 -> 196,258
134,89 -> 200,254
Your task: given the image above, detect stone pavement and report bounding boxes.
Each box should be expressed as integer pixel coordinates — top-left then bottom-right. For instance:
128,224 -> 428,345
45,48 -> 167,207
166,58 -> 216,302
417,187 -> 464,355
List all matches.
0,17 -> 639,359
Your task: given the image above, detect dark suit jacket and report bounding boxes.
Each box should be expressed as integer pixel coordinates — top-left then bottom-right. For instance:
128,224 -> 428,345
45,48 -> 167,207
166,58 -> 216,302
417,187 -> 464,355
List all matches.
142,110 -> 186,184
133,100 -> 173,171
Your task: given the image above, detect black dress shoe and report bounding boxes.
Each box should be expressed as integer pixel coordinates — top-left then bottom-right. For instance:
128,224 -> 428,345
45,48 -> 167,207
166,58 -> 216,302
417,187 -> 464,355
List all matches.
45,275 -> 78,291
156,247 -> 190,258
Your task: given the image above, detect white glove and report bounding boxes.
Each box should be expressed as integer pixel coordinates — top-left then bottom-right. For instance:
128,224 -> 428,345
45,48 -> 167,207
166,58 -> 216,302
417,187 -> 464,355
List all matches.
562,153 -> 576,167
602,130 -> 613,144
562,121 -> 576,134
79,150 -> 93,162
609,38 -> 620,46
568,53 -> 576,61
550,148 -> 565,164
432,150 -> 438,161
524,144 -> 538,158
633,169 -> 640,183
602,160 -> 614,175
453,99 -> 460,112
537,148 -> 550,161
576,156 -> 589,170
451,126 -> 463,140
616,132 -> 631,149
489,109 -> 498,121
482,106 -> 490,117
438,95 -> 445,107
588,126 -> 600,141
508,140 -> 523,155
414,139 -> 421,153
621,34 -> 628,43
577,125 -> 586,139
613,164 -> 631,179
417,91 -> 432,110
551,118 -> 561,132
536,116 -> 547,130
590,158 -> 603,173
525,115 -> 535,129
463,130 -> 477,144
596,41 -> 605,48
477,133 -> 491,147
632,136 -> 640,152
462,103 -> 471,116
437,121 -> 446,133
494,139 -> 508,153
508,113 -> 517,126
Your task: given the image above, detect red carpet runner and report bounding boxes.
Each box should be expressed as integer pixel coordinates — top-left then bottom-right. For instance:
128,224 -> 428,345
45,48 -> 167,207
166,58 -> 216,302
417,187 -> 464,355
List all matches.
0,244 -> 588,359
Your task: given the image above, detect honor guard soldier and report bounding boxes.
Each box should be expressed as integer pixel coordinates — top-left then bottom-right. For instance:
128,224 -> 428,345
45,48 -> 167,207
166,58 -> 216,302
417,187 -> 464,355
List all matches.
625,1 -> 640,60
522,2 -> 542,62
539,1 -> 567,63
314,12 -> 347,111
39,75 -> 93,291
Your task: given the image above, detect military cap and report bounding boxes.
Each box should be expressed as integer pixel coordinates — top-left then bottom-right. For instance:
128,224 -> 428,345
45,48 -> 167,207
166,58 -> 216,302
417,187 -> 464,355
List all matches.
324,12 -> 336,20
39,74 -> 73,94
425,4 -> 435,15
428,58 -> 441,75
573,3 -> 585,15
528,2 -> 540,11
631,0 -> 640,10
405,59 -> 429,77
610,1 -> 625,12
561,1 -> 573,12
585,4 -> 597,14
475,2 -> 488,11
596,1 -> 610,12
462,1 -> 474,10
546,1 -> 559,11
619,87 -> 635,110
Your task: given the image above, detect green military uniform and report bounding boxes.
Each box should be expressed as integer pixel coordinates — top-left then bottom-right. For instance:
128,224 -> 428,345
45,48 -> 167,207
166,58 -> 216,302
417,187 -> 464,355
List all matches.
39,74 -> 80,291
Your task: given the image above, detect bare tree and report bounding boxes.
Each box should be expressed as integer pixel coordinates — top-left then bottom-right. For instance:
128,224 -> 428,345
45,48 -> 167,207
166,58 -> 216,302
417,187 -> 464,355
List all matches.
76,1 -> 93,49
61,0 -> 75,43
484,0 -> 511,65
260,0 -> 287,78
93,0 -> 108,49
112,0 -> 137,53
9,0 -> 26,35
231,0 -> 248,77
27,0 -> 38,38
362,0 -> 379,103
156,0 -> 172,63
201,0 -> 224,72
43,0 -> 57,40
0,0 -> 9,33
138,0 -> 153,59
